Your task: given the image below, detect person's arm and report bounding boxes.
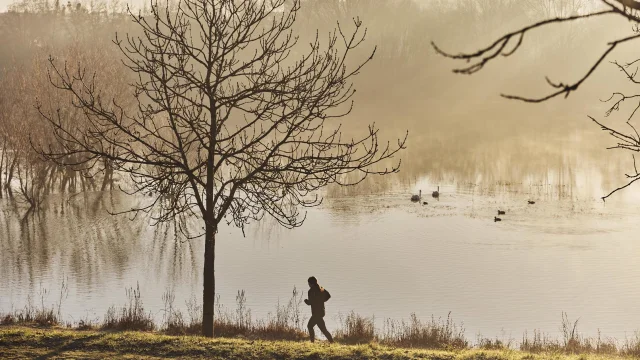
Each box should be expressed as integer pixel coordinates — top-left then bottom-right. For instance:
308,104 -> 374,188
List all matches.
324,289 -> 331,302
304,290 -> 310,305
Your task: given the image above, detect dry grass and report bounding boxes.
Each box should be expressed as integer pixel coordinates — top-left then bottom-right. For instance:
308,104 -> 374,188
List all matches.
621,333 -> 640,357
162,287 -> 307,340
0,281 -> 67,327
332,311 -> 469,350
0,326 -> 629,360
101,283 -> 155,332
4,287 -> 640,357
335,311 -> 376,344
520,313 -> 618,355
381,312 -> 468,350
477,335 -> 513,351
0,305 -> 58,327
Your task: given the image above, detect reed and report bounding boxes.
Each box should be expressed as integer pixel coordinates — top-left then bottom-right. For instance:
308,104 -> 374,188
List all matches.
380,312 -> 468,350
335,311 -> 375,344
1,286 -> 638,356
102,283 -> 155,332
520,313 -> 618,355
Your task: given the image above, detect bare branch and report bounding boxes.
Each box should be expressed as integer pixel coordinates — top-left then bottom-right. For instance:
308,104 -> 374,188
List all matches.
437,0 -> 640,199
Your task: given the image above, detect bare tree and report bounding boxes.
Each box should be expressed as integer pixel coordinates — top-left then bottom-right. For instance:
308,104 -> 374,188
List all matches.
36,0 -> 406,337
433,0 -> 640,200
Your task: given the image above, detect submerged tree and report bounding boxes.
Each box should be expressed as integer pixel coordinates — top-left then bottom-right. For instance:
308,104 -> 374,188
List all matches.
433,0 -> 640,200
37,0 -> 406,337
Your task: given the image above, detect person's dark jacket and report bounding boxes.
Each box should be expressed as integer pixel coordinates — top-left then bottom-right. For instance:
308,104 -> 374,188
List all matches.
305,284 -> 331,317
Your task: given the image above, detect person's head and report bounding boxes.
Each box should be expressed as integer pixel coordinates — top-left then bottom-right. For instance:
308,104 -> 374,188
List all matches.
307,276 -> 318,287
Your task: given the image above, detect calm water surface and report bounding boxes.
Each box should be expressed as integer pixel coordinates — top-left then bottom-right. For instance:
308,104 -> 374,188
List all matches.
2,131 -> 640,342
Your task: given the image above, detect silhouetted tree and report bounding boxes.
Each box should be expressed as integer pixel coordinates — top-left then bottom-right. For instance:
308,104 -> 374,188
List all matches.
434,0 -> 640,200
37,0 -> 406,337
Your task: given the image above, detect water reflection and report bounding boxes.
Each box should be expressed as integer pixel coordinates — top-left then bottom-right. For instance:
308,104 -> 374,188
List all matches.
324,129 -> 637,214
2,127 -> 640,338
0,192 -> 200,296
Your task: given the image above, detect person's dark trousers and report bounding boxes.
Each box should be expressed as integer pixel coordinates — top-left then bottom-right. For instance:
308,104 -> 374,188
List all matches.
307,315 -> 334,343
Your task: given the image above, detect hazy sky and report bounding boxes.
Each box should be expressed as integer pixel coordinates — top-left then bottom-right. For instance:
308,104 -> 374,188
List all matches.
0,0 -> 131,11
1,0 -> 431,13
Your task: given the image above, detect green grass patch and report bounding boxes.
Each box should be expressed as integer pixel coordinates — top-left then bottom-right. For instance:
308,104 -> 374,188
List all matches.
0,326 -> 630,360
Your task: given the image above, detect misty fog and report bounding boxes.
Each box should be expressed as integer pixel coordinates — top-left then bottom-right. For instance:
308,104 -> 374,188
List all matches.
3,0 -> 640,347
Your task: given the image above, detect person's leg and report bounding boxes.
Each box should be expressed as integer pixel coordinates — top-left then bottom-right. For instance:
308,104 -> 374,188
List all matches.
307,316 -> 318,342
316,317 -> 334,343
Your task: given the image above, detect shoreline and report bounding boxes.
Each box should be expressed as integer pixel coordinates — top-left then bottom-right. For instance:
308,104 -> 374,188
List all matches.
0,326 -> 628,360
2,286 -> 639,357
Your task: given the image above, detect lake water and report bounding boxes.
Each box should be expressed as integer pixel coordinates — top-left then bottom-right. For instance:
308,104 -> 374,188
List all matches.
2,127 -> 640,343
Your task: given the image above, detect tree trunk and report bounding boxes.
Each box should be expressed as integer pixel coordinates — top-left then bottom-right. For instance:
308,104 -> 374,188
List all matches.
202,86 -> 218,337
202,102 -> 217,337
202,220 -> 216,337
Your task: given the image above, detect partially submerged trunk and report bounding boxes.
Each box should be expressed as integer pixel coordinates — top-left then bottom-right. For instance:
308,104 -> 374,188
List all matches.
0,139 -> 5,198
5,156 -> 17,190
100,161 -> 113,192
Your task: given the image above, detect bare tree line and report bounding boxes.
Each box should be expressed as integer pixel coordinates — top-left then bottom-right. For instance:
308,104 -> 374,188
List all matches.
0,0 -> 613,210
0,0 -> 135,207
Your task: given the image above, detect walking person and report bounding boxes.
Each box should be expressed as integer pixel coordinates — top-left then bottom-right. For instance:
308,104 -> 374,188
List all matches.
304,276 -> 334,343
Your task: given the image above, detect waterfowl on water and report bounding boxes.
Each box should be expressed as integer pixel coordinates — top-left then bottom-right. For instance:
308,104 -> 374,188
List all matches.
411,190 -> 421,202
494,216 -> 502,222
432,186 -> 440,198
422,201 -> 428,205
498,210 -> 505,215
528,200 -> 535,205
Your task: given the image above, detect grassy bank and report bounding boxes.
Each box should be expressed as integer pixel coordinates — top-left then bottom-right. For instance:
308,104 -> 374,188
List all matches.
0,326 -> 628,360
4,285 -> 640,357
